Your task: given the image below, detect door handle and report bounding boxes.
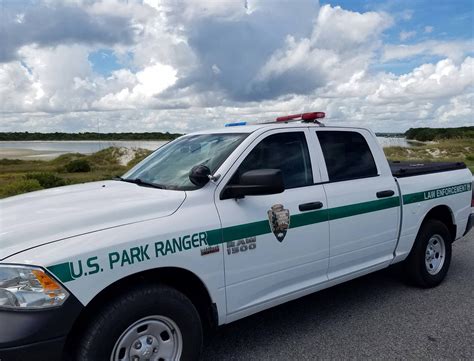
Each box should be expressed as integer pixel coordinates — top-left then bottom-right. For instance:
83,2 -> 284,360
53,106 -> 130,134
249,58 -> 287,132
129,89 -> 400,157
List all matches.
299,201 -> 323,212
376,190 -> 395,198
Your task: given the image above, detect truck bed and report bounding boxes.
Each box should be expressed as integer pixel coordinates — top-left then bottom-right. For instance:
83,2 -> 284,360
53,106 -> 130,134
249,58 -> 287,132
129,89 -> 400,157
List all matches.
390,161 -> 467,178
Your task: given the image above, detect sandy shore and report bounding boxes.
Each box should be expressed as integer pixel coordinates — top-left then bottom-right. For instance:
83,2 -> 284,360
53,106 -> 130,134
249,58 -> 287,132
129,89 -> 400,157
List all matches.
0,147 -> 144,165
0,148 -> 64,160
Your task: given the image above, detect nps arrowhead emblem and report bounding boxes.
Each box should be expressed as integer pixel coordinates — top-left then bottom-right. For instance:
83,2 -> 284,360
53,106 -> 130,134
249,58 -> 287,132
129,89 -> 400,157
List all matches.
267,204 -> 290,242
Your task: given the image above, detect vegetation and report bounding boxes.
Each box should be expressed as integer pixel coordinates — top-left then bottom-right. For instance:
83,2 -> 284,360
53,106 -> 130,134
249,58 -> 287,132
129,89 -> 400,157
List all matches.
384,139 -> 474,173
1,179 -> 43,198
0,147 -> 152,198
405,126 -> 474,141
65,159 -> 91,173
25,173 -> 66,188
0,132 -> 182,141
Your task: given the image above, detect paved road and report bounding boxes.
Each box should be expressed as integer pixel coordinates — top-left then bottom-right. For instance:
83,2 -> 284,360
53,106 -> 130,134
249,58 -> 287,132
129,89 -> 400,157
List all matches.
202,231 -> 474,360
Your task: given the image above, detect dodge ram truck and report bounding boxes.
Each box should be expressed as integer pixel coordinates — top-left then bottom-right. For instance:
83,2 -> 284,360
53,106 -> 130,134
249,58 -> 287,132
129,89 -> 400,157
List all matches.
0,112 -> 473,361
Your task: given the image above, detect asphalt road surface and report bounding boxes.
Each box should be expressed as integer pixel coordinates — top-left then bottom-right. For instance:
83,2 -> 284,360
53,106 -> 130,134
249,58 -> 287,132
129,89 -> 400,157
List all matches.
202,230 -> 474,360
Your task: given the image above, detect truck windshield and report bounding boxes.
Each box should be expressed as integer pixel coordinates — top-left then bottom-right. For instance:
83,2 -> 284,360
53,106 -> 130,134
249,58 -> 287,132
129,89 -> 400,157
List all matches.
122,133 -> 247,190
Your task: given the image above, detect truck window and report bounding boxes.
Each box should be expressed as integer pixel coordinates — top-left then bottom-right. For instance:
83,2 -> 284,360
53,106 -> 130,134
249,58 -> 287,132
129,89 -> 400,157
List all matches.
123,133 -> 247,190
230,132 -> 313,189
317,131 -> 378,182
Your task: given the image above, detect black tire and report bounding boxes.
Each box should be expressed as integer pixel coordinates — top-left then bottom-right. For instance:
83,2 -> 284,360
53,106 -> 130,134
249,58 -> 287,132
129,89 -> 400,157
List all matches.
405,219 -> 452,288
73,284 -> 203,361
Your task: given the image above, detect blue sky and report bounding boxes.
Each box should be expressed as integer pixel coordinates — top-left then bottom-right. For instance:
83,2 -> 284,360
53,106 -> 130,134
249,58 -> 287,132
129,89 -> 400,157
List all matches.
89,49 -> 122,76
0,0 -> 472,133
324,0 -> 473,40
324,0 -> 474,73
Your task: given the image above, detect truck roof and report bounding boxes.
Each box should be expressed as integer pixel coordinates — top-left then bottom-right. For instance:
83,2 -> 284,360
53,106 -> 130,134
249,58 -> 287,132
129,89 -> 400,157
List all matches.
190,111 -> 371,135
191,122 -> 370,135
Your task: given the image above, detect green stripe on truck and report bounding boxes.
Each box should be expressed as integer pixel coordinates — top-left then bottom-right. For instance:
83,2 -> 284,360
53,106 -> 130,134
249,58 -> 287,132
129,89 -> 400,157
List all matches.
47,262 -> 74,283
208,196 -> 400,245
403,182 -> 471,205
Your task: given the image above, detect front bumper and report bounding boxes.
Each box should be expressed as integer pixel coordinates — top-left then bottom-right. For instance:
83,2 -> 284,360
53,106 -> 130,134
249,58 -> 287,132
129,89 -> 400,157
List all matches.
464,213 -> 474,237
0,295 -> 83,361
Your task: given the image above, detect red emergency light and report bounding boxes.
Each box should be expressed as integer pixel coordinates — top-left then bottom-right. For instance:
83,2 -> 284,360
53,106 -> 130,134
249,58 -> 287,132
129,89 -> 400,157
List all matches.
276,112 -> 325,123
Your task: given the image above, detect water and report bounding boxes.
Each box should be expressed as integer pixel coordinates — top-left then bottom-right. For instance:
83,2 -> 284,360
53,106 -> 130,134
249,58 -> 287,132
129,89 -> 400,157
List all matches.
0,140 -> 168,159
0,137 -> 417,160
375,137 -> 423,148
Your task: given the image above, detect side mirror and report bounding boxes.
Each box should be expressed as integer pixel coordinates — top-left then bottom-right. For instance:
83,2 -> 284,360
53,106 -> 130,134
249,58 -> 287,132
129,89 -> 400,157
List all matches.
189,164 -> 211,187
221,169 -> 285,200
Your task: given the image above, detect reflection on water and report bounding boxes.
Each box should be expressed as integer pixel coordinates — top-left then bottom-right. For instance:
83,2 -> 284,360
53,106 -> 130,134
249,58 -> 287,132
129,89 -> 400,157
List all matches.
0,140 -> 168,153
0,140 -> 168,159
376,137 -> 424,148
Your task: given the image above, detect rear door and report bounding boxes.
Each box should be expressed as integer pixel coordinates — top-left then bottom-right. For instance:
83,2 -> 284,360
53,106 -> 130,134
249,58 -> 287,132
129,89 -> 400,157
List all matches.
215,128 -> 330,320
311,129 -> 400,279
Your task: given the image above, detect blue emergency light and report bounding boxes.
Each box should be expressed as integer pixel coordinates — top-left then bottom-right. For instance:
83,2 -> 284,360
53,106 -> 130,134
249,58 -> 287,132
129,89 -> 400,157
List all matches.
225,122 -> 247,127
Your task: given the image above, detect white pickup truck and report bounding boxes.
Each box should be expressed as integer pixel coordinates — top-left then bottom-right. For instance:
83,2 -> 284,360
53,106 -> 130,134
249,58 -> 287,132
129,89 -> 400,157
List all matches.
1,113 -> 473,361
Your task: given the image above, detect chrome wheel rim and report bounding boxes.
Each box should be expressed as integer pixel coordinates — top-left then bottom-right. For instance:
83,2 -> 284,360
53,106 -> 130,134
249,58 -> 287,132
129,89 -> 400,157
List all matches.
111,316 -> 183,361
425,234 -> 446,275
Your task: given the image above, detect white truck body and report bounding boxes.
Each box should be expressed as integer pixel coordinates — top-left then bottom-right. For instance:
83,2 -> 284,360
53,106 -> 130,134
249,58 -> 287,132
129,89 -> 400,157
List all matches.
0,122 -> 472,360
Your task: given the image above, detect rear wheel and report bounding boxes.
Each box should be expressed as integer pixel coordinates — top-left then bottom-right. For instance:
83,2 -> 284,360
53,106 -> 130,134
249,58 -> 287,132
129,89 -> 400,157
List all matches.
74,284 -> 203,361
405,219 -> 452,288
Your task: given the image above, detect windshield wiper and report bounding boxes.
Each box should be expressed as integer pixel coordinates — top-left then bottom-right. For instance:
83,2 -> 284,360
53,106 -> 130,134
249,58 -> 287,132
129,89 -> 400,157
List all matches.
113,176 -> 166,189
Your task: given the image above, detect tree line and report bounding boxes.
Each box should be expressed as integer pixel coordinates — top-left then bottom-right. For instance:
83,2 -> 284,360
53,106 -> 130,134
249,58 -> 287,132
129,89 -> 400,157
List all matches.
404,126 -> 474,141
0,132 -> 182,141
1,127 -> 472,142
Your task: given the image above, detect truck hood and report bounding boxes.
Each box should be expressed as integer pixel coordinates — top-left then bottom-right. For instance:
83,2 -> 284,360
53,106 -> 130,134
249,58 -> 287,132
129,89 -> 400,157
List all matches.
0,181 -> 186,260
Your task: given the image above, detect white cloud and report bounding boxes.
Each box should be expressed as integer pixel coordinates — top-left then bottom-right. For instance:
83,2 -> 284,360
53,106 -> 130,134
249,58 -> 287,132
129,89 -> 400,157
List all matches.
400,9 -> 414,21
254,5 -> 393,97
135,64 -> 177,97
368,57 -> 473,103
399,30 -> 416,41
424,25 -> 434,33
0,62 -> 39,112
435,93 -> 473,123
383,40 -> 473,62
93,63 -> 178,110
1,1 -> 135,63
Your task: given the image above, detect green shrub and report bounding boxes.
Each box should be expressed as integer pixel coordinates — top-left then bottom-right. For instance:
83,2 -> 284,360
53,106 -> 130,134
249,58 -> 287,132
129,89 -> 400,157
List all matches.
0,159 -> 23,165
51,153 -> 85,166
65,159 -> 91,173
1,179 -> 43,197
25,172 -> 66,188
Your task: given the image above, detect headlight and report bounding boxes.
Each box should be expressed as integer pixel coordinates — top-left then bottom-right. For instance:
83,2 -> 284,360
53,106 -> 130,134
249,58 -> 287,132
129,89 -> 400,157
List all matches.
0,265 -> 69,309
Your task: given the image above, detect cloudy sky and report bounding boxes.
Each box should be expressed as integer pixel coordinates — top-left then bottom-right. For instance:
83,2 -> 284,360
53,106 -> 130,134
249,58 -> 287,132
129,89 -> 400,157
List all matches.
0,0 -> 472,133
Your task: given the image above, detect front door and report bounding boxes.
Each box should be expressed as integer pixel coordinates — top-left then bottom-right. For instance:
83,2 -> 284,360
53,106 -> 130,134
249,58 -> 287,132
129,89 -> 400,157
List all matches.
215,128 -> 330,320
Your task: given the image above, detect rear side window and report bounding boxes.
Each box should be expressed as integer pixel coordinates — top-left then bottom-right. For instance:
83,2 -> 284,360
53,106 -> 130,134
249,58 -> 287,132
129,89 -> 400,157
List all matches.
317,131 -> 378,182
230,132 -> 313,189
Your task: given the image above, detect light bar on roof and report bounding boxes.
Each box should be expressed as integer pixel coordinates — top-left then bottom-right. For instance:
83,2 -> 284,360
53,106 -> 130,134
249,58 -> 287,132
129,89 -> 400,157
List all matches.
276,112 -> 325,122
224,111 -> 326,127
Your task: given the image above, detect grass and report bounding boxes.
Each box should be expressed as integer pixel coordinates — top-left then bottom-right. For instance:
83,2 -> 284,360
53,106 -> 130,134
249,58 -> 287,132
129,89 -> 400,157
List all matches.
0,139 -> 472,199
0,147 -> 152,198
384,138 -> 474,173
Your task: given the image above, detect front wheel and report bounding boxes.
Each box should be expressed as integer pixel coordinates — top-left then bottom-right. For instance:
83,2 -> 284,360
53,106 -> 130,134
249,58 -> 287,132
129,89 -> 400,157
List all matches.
73,284 -> 203,361
404,219 -> 452,288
